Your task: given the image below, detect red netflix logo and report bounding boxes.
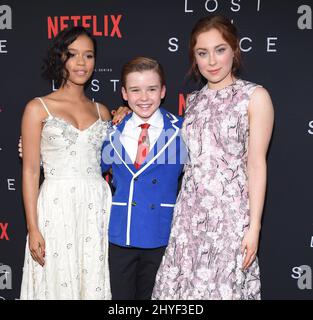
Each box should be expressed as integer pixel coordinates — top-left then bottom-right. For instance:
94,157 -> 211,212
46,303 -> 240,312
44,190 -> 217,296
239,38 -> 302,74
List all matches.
47,15 -> 123,39
178,93 -> 186,116
0,223 -> 9,241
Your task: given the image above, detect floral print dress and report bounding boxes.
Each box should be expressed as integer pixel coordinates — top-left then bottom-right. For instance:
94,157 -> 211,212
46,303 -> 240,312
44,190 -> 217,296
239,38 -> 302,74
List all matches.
20,98 -> 112,300
152,79 -> 261,300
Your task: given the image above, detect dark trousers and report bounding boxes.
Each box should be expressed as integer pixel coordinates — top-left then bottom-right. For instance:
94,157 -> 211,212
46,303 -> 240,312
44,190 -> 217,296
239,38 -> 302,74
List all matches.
109,242 -> 166,300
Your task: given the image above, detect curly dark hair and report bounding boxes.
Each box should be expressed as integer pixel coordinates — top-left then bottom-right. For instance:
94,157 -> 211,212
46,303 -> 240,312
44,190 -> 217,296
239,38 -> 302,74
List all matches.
42,26 -> 97,88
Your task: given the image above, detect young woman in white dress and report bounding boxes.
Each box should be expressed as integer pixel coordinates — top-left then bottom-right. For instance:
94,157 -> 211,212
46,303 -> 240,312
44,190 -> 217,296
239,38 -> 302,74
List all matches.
20,26 -> 112,300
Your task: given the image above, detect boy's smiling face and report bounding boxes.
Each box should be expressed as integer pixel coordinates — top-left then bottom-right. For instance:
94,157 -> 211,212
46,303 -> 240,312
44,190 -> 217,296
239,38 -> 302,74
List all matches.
122,70 -> 166,122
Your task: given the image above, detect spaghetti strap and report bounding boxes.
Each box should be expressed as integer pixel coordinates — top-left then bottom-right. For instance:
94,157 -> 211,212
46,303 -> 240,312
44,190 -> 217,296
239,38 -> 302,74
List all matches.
95,102 -> 102,120
36,97 -> 52,117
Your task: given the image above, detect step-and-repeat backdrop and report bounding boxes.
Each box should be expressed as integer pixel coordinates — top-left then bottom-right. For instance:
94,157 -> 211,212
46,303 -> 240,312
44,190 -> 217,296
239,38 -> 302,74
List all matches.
1,0 -> 313,300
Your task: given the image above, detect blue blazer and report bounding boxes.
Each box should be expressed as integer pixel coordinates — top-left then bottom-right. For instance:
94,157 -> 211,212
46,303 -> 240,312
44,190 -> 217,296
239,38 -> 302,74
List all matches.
101,107 -> 186,248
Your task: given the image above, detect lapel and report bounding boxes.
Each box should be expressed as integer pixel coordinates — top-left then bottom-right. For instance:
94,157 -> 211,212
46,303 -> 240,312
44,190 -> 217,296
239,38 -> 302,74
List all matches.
109,113 -> 136,176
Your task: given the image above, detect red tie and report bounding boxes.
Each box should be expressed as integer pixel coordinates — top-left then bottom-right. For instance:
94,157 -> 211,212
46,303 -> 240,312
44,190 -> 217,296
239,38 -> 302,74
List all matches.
134,123 -> 150,169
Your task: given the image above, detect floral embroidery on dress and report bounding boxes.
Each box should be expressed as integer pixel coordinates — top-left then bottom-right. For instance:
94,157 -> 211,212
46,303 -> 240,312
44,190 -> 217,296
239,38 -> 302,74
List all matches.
152,79 -> 262,300
43,116 -> 79,149
87,120 -> 112,160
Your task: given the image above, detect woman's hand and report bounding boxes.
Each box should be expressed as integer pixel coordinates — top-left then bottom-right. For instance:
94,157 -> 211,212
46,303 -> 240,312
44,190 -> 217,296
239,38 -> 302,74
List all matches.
241,227 -> 260,271
111,106 -> 132,125
28,229 -> 45,267
18,136 -> 23,158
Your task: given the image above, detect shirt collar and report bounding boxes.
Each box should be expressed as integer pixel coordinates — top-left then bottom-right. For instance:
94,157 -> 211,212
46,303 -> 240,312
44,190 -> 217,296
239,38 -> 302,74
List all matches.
129,108 -> 163,129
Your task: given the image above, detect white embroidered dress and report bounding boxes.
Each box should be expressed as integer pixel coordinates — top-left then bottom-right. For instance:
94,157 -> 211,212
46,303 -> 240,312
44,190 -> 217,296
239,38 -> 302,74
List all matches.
20,98 -> 112,300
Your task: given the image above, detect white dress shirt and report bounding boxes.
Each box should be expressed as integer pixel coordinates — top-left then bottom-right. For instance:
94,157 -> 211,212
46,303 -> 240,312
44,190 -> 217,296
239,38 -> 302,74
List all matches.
120,109 -> 164,163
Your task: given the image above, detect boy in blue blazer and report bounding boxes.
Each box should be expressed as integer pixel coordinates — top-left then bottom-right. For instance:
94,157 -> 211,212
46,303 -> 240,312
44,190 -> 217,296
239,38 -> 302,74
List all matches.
101,57 -> 186,299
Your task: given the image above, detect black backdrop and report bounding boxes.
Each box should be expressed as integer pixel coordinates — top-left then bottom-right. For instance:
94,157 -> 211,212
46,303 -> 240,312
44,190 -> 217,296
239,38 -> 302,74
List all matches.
1,0 -> 313,300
